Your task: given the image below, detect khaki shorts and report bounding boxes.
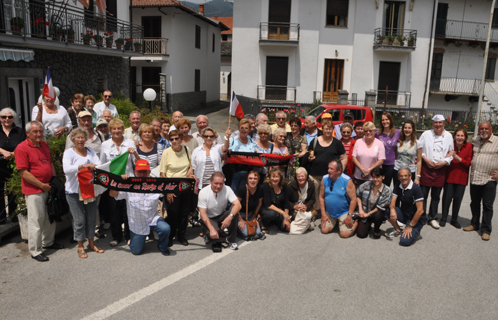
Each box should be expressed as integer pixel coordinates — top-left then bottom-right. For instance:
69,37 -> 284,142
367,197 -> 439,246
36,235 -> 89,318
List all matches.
324,212 -> 353,232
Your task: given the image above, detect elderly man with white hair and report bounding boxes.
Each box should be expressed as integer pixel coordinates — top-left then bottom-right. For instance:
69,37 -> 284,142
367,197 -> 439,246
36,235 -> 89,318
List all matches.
270,110 -> 291,134
192,115 -> 223,145
418,114 -> 454,229
300,115 -> 323,146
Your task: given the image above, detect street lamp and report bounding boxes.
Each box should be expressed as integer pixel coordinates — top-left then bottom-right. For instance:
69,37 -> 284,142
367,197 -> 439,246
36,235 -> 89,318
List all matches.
143,88 -> 156,110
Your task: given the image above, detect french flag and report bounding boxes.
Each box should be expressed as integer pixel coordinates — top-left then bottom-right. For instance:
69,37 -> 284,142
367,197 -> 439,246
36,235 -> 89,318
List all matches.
229,91 -> 244,118
42,68 -> 55,100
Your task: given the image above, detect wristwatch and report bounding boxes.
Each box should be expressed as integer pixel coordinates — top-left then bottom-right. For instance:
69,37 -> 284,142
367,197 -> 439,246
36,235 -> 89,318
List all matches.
229,213 -> 235,218
409,223 -> 415,228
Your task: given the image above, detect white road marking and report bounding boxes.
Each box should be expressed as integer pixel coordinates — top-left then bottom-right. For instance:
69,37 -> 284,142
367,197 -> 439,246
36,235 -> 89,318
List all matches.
81,241 -> 250,320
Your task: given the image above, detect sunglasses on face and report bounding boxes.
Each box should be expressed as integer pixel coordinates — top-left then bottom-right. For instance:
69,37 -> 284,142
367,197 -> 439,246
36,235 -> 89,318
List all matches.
204,135 -> 215,138
104,95 -> 112,98
170,137 -> 180,141
1,116 -> 14,119
276,117 -> 286,120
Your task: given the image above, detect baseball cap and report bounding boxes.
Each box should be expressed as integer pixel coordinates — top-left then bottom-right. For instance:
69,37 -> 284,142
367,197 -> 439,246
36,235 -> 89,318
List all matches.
135,159 -> 151,171
321,113 -> 332,119
78,110 -> 92,118
343,111 -> 354,119
96,118 -> 108,127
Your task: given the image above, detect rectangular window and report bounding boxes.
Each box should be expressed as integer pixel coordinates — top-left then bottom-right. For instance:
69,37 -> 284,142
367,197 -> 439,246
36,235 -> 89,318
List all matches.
212,33 -> 215,52
493,8 -> 498,29
326,0 -> 349,27
195,25 -> 201,48
195,69 -> 201,92
486,57 -> 496,81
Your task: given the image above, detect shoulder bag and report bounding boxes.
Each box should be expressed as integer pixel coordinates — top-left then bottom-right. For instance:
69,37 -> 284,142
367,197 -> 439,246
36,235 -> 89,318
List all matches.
244,185 -> 258,236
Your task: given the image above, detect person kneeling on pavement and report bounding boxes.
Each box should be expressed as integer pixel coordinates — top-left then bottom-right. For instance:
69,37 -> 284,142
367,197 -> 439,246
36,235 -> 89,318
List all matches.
386,167 -> 426,246
235,171 -> 266,241
198,171 -> 242,251
320,159 -> 357,238
109,159 -> 171,256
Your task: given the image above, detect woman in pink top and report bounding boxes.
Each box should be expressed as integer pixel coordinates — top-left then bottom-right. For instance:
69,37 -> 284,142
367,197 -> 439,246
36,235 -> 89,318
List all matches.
352,121 -> 386,188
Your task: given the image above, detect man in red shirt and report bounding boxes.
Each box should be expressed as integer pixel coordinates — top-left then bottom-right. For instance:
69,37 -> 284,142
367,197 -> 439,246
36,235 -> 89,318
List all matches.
15,121 -> 63,262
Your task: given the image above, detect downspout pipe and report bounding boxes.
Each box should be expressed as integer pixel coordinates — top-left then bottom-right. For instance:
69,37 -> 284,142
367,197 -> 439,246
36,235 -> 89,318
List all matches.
421,0 -> 438,121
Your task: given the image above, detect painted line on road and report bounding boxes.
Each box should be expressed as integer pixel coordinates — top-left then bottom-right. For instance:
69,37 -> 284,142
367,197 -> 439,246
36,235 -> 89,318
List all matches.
81,241 -> 250,320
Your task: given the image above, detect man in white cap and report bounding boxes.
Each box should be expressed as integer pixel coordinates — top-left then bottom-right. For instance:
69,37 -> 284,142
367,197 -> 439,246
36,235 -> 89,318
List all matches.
417,114 -> 454,229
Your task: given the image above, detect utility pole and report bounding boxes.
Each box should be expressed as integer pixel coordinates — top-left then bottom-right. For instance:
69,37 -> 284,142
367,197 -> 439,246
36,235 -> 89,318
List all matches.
476,0 -> 497,137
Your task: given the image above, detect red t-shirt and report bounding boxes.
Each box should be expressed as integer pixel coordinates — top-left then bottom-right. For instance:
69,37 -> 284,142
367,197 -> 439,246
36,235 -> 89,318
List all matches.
15,139 -> 53,195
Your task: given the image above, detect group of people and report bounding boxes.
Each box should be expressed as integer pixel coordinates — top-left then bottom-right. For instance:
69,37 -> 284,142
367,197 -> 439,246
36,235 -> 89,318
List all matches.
3,92 -> 497,261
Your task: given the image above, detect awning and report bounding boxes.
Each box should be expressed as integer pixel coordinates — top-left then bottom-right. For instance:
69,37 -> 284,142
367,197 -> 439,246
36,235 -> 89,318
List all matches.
0,48 -> 35,62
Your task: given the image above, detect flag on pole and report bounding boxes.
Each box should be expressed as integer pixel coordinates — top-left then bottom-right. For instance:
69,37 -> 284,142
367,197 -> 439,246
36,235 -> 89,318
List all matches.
42,68 -> 55,100
229,91 -> 244,118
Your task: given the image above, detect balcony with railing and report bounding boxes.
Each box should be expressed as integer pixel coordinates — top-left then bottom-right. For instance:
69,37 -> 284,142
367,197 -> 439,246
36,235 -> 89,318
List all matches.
143,38 -> 169,55
260,22 -> 299,46
373,28 -> 417,52
1,1 -> 143,56
435,19 -> 498,43
257,85 -> 296,102
374,90 -> 411,107
430,77 -> 481,95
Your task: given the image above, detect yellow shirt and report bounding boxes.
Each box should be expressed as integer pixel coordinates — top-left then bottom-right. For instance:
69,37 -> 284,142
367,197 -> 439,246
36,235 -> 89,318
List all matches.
270,123 -> 291,134
159,146 -> 191,178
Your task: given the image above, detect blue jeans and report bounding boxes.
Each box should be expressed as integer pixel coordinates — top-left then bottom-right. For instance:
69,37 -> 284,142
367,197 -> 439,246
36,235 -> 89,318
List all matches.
237,222 -> 262,238
129,218 -> 171,255
231,171 -> 248,194
66,193 -> 97,242
395,207 -> 426,246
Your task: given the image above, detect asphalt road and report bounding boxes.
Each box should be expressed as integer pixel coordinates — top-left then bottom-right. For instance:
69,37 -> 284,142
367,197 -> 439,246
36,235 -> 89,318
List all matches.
1,107 -> 498,319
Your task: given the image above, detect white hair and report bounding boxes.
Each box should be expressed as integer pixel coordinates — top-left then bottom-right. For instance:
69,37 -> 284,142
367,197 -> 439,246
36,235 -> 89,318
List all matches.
25,120 -> 43,133
0,108 -> 16,118
196,115 -> 209,122
274,128 -> 286,138
295,167 -> 308,177
129,110 -> 141,118
256,113 -> 268,122
305,115 -> 316,124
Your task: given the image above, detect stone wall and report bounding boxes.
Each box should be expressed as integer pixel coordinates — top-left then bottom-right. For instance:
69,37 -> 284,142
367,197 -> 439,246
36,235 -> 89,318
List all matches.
168,90 -> 206,113
0,48 -> 129,109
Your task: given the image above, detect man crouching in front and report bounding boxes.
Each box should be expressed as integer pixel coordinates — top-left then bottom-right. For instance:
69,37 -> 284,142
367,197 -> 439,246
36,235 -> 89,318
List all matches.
110,159 -> 171,256
320,159 -> 358,238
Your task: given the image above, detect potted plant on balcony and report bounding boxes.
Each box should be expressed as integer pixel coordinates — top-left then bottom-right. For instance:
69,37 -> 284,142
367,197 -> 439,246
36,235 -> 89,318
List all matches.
387,34 -> 394,45
66,27 -> 75,43
408,35 -> 417,46
104,31 -> 114,48
31,17 -> 48,38
115,38 -> 124,50
81,30 -> 93,45
396,35 -> 405,46
124,38 -> 133,50
10,17 -> 24,35
134,41 -> 142,52
94,34 -> 103,46
98,17 -> 106,31
52,27 -> 63,41
376,34 -> 385,45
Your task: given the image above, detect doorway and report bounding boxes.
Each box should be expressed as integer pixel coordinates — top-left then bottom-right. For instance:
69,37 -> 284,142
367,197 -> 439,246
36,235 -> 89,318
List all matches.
430,53 -> 443,91
377,61 -> 400,105
384,1 -> 405,35
265,56 -> 288,100
435,3 -> 448,37
8,78 -> 35,129
323,59 -> 344,102
142,16 -> 161,38
268,0 -> 291,40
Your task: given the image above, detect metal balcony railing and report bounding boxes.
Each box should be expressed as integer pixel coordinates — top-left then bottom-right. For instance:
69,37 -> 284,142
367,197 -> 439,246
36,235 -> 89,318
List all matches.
257,85 -> 296,102
430,77 -> 482,95
2,0 -> 143,51
260,22 -> 300,42
373,28 -> 417,48
374,90 -> 411,107
435,19 -> 498,42
143,37 -> 168,55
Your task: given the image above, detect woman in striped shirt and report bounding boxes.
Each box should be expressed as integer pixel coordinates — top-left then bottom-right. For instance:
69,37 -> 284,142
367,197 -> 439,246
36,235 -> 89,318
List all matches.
136,123 -> 164,169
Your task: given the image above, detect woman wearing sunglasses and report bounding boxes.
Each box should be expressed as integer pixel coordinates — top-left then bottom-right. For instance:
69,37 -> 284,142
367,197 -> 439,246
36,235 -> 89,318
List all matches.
0,108 -> 26,224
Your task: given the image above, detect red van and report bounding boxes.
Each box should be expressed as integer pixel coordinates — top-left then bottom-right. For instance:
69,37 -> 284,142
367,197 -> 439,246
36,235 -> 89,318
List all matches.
301,104 -> 374,129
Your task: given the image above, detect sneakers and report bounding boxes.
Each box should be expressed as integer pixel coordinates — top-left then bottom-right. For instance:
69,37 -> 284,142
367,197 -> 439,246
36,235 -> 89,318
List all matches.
429,220 -> 440,229
227,242 -> 238,250
387,229 -> 402,238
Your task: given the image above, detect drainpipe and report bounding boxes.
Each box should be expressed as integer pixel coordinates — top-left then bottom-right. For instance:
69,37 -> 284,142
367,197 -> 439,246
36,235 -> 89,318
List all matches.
129,0 -> 133,101
421,0 -> 438,123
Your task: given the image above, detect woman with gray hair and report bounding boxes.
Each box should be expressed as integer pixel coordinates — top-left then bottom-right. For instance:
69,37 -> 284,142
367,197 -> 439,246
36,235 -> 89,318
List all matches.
0,108 -> 26,224
63,127 -> 104,258
288,167 -> 316,221
254,123 -> 274,182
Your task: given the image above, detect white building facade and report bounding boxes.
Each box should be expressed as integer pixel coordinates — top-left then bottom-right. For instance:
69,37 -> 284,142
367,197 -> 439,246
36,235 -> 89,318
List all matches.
233,0 -> 498,116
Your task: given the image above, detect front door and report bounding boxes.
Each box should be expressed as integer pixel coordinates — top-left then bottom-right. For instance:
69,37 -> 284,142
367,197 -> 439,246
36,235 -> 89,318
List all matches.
8,78 -> 35,129
265,56 -> 288,100
322,59 -> 344,102
142,16 -> 161,38
377,61 -> 400,105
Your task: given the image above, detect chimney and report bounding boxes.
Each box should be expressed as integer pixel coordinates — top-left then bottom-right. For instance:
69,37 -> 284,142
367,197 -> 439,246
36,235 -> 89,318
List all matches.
199,4 -> 204,15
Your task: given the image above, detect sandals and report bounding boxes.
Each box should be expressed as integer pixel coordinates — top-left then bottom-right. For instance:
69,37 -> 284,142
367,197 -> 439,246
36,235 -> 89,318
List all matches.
261,227 -> 269,234
110,240 -> 119,247
88,245 -> 105,253
78,247 -> 88,259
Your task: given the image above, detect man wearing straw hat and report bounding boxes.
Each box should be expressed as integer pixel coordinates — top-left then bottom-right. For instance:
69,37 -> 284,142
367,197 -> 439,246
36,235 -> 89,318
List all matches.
417,114 -> 454,229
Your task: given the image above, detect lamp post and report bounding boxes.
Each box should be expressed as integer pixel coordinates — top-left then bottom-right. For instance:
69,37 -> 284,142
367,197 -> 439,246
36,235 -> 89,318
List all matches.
143,88 -> 156,110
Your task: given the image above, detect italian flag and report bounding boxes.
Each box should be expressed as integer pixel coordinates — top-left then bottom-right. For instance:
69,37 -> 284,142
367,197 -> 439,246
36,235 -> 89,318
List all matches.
78,152 -> 130,199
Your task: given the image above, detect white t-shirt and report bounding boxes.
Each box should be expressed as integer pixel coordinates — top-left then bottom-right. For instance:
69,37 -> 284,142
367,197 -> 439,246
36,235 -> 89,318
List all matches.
198,185 -> 237,218
31,105 -> 71,136
62,147 -> 101,194
94,101 -> 119,118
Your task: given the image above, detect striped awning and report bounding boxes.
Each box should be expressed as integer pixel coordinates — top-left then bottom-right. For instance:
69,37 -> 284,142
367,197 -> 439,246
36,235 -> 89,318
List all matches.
0,48 -> 35,62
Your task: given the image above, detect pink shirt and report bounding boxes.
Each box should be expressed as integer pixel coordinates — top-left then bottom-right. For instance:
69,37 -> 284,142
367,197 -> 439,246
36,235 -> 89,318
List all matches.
352,138 -> 386,180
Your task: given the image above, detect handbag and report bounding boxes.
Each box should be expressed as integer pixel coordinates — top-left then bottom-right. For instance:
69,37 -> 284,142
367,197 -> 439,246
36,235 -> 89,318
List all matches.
245,186 -> 258,236
289,210 -> 312,234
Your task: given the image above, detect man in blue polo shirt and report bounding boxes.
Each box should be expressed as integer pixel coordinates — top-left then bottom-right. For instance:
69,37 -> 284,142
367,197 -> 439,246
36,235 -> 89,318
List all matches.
387,167 -> 426,246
